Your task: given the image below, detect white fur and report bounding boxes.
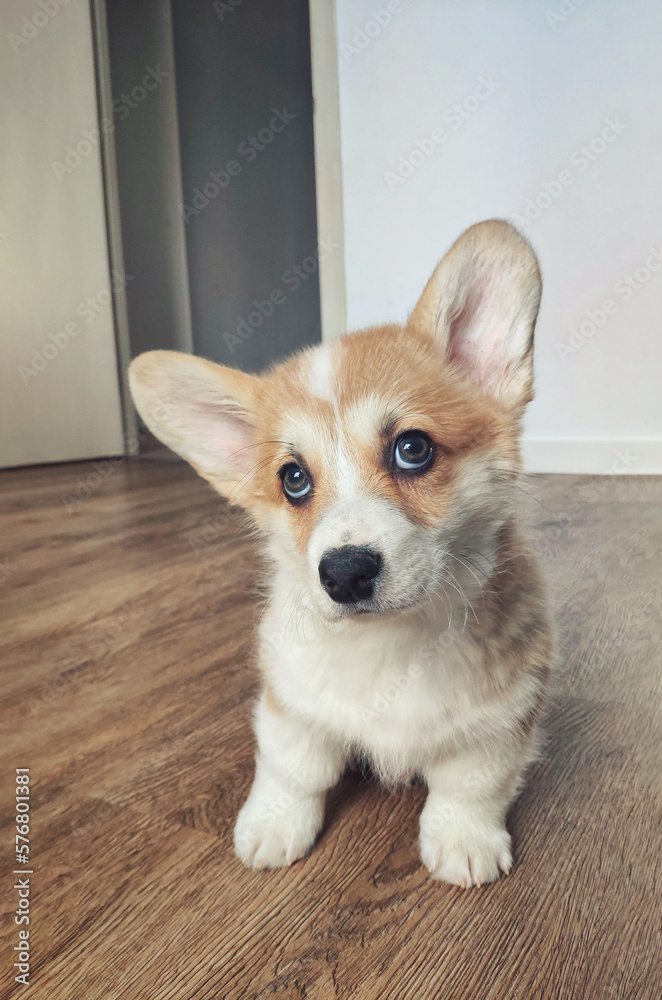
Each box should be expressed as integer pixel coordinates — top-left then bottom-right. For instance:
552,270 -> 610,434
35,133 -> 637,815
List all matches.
344,394 -> 390,443
236,408 -> 543,886
306,343 -> 336,401
236,556 -> 542,883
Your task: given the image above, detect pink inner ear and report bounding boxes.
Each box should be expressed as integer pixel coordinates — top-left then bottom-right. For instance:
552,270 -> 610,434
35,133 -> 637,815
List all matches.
184,394 -> 255,476
446,280 -> 511,390
408,221 -> 540,403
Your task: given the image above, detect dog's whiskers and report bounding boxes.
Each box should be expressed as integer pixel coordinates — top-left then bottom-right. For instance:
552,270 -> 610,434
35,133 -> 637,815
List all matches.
439,566 -> 478,627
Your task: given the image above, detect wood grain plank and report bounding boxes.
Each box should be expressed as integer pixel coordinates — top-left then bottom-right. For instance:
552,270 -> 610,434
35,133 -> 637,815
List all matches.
0,460 -> 660,999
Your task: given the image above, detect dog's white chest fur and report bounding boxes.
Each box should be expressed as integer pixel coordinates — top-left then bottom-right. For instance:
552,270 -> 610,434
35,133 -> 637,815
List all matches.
259,587 -> 537,784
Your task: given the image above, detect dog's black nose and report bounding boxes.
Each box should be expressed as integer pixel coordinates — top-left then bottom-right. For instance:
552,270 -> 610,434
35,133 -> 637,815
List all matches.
318,546 -> 382,604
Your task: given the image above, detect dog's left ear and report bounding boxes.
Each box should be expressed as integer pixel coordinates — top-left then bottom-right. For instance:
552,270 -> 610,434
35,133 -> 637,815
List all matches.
128,350 -> 260,499
408,220 -> 541,407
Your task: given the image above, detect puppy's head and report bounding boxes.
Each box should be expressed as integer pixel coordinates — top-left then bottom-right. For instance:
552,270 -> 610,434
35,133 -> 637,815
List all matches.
129,220 -> 541,621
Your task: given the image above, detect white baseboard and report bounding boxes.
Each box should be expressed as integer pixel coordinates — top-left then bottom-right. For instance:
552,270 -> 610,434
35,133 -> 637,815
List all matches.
522,438 -> 662,475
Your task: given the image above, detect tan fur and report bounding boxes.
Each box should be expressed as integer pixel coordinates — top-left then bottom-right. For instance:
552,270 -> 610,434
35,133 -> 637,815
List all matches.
262,679 -> 285,718
221,323 -> 521,546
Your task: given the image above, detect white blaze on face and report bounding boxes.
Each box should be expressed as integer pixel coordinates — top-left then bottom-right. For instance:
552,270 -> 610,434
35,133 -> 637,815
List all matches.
285,345 -> 449,616
309,394 -> 392,556
306,343 -> 336,402
306,391 -> 433,612
308,490 -> 413,608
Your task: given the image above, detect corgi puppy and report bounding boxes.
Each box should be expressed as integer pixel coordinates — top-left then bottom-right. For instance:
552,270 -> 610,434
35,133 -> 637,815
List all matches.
129,220 -> 553,887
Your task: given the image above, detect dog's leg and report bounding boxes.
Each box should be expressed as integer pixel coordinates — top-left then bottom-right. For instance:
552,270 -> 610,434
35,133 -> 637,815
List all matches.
419,739 -> 536,887
234,693 -> 345,869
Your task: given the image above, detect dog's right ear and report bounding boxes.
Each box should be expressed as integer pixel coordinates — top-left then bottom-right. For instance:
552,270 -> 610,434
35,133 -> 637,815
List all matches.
128,351 -> 258,495
408,220 -> 541,408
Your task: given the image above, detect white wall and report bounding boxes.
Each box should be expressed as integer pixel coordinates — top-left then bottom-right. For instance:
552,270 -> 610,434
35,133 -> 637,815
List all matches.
335,0 -> 662,473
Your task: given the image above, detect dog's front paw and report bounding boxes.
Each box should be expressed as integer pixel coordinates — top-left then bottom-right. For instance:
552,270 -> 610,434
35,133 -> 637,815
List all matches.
419,803 -> 512,888
233,788 -> 324,870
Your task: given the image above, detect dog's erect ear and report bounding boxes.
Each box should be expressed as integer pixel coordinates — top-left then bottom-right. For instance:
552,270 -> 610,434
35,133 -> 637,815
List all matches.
408,220 -> 541,406
128,351 -> 259,495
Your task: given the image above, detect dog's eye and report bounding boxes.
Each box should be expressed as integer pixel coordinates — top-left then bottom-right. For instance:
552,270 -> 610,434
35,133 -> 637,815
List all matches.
394,432 -> 433,471
280,463 -> 312,503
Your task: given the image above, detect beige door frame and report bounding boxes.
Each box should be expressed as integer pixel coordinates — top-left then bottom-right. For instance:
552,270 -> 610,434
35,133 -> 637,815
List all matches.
309,0 -> 347,342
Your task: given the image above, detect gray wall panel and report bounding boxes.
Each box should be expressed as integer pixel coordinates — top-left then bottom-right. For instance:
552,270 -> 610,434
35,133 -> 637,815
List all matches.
105,0 -> 193,359
171,0 -> 321,372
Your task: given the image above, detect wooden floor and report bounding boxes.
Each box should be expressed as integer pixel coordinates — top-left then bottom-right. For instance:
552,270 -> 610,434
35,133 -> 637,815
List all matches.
1,458 -> 661,1000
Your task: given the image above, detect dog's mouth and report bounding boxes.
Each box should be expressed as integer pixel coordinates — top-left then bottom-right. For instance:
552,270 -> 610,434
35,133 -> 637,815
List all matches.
315,599 -> 375,621
318,592 -> 424,621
